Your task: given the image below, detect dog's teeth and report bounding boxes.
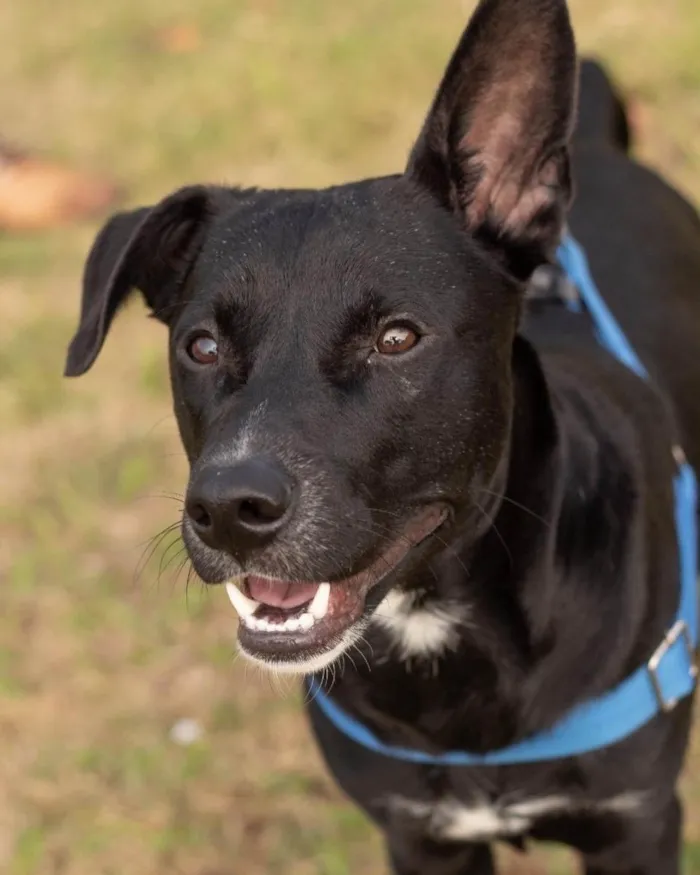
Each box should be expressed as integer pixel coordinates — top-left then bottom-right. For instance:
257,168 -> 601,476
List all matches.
225,582 -> 260,618
239,610 -> 317,634
233,590 -> 320,635
298,612 -> 315,631
309,582 -> 331,620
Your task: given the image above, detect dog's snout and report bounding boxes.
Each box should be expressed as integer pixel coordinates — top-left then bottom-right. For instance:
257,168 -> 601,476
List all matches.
186,459 -> 296,557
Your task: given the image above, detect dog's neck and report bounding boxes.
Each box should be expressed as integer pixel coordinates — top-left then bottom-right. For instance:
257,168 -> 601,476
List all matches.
338,334 -> 680,754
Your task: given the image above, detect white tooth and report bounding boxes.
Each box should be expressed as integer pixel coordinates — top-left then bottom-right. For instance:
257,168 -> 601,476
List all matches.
284,618 -> 301,632
225,582 -> 260,618
298,612 -> 314,631
309,583 -> 331,620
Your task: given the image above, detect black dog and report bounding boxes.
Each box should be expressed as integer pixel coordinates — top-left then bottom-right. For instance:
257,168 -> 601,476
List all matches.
65,0 -> 700,870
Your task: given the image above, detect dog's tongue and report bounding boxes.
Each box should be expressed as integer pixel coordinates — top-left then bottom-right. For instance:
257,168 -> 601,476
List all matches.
246,576 -> 319,609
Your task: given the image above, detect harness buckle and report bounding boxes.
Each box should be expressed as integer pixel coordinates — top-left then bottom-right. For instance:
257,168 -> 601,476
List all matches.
647,620 -> 698,713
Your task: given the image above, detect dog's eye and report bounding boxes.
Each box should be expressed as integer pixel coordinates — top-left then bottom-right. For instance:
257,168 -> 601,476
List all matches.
187,333 -> 219,365
376,324 -> 419,355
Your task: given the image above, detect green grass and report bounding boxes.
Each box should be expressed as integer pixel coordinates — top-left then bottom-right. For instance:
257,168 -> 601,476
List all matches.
1,1 -> 700,873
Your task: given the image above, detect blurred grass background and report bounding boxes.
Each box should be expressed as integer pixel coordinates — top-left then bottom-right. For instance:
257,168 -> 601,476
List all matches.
1,0 -> 700,872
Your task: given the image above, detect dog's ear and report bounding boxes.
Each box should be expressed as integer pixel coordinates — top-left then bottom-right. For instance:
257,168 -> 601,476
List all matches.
64,185 -> 216,377
406,0 -> 577,278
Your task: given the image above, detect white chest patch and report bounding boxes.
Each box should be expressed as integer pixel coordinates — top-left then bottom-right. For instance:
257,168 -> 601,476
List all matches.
372,589 -> 468,659
388,792 -> 645,842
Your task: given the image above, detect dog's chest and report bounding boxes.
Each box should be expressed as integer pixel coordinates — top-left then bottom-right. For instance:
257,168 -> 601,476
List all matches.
386,792 -> 643,842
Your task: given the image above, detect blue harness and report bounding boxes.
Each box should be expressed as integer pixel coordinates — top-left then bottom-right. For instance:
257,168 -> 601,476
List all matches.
309,235 -> 698,765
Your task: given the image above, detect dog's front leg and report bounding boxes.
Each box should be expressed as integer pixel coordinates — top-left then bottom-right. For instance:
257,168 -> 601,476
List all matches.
582,796 -> 682,875
387,833 -> 495,875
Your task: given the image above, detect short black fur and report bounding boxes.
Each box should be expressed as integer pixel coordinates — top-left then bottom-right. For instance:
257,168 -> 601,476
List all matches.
65,1 -> 700,871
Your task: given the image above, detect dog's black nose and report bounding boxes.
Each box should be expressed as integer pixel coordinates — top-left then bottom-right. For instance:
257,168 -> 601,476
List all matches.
185,459 -> 296,556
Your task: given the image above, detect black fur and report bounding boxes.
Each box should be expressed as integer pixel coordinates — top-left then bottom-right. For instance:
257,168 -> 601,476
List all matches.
65,0 -> 700,870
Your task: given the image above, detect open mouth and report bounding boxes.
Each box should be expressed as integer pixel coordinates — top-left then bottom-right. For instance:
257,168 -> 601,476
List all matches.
224,504 -> 448,672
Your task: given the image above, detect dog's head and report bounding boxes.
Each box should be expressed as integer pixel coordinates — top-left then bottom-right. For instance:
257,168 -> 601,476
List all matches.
65,0 -> 577,674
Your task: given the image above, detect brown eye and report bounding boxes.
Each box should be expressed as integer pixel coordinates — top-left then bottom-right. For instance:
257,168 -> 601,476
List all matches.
376,324 -> 419,355
187,334 -> 218,365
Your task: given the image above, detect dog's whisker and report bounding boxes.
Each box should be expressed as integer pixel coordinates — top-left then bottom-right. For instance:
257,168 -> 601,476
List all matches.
133,522 -> 182,586
362,514 -> 472,583
157,537 -> 188,585
149,491 -> 185,503
142,412 -> 178,438
128,493 -> 184,507
474,499 -> 512,567
477,488 -> 551,528
135,520 -> 181,554
349,640 -> 372,673
176,564 -> 195,604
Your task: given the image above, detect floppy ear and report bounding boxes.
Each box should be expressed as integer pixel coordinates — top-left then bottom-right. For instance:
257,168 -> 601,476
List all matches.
64,185 -> 216,377
406,0 -> 577,279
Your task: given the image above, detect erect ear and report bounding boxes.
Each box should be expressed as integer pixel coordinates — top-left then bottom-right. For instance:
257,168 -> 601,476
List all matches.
64,185 -> 217,377
406,0 -> 577,279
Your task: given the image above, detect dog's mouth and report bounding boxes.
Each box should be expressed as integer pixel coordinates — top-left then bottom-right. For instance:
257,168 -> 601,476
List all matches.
225,504 -> 448,673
